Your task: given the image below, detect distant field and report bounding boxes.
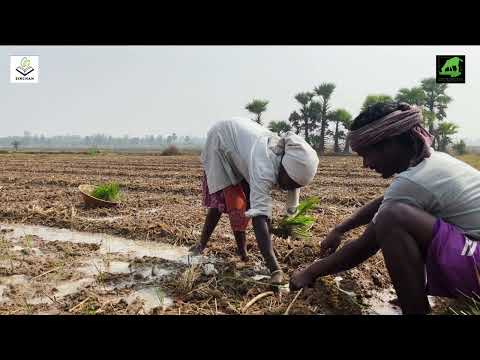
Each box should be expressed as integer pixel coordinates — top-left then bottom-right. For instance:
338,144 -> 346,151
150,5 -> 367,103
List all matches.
0,147 -> 203,156
458,154 -> 480,170
468,146 -> 480,154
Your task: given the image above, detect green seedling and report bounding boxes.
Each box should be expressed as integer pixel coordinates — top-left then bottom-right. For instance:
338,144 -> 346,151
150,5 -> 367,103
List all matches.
154,287 -> 166,307
90,182 -> 121,202
272,197 -> 319,241
23,235 -> 33,249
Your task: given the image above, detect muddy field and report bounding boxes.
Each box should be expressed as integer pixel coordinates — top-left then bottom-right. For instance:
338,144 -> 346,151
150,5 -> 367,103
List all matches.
0,152 -> 452,315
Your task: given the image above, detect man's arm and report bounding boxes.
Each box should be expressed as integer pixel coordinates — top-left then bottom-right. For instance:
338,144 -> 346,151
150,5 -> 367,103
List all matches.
319,196 -> 383,257
335,196 -> 384,233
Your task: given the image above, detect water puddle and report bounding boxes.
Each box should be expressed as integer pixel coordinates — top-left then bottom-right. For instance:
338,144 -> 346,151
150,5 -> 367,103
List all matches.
11,245 -> 43,256
0,284 -> 7,303
333,277 -> 400,315
102,267 -> 173,293
126,287 -> 173,313
77,257 -> 173,283
364,288 -> 402,315
78,259 -> 132,276
54,278 -> 95,297
104,261 -> 132,274
1,274 -> 29,287
0,223 -> 197,313
28,278 -> 95,305
1,223 -> 210,265
37,310 -> 61,315
363,287 -> 437,315
1,223 -> 435,315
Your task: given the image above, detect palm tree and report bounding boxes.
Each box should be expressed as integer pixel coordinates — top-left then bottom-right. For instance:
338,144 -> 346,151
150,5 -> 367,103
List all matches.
288,111 -> 302,135
361,94 -> 393,112
314,83 -> 336,153
421,78 -> 452,149
268,121 -> 292,136
343,115 -> 354,154
452,140 -> 467,155
294,92 -> 314,143
307,100 -> 322,148
395,87 -> 426,106
245,99 -> 269,125
329,109 -> 352,153
436,121 -> 458,152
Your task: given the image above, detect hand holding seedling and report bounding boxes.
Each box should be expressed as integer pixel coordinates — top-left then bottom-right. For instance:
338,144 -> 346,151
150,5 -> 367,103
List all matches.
271,197 -> 318,241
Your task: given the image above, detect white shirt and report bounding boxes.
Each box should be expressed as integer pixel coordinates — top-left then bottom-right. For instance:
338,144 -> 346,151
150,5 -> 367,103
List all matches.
201,118 -> 299,219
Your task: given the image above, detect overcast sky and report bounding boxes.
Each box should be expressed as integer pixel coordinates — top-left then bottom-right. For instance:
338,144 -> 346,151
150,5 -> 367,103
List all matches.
1,46 -> 479,143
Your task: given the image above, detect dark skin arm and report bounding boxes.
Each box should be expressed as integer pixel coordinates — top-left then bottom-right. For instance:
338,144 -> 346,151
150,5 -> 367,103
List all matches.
320,196 -> 383,257
291,223 -> 381,290
291,196 -> 384,290
252,215 -> 281,273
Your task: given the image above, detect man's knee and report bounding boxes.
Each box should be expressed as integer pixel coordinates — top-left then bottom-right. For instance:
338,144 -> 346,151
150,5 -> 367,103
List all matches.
374,202 -> 436,253
374,202 -> 416,233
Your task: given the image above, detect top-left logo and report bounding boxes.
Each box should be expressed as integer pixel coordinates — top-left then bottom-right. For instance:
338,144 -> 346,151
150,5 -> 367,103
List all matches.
10,55 -> 39,83
16,57 -> 34,76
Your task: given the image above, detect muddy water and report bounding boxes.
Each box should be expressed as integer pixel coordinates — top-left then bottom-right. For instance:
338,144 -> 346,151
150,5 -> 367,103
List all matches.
360,287 -> 437,315
77,259 -> 133,276
334,276 -> 437,315
126,287 -> 174,313
0,222 -> 210,314
0,285 -> 8,303
1,223 -> 211,265
0,222 -> 419,315
28,278 -> 96,305
363,288 -> 402,315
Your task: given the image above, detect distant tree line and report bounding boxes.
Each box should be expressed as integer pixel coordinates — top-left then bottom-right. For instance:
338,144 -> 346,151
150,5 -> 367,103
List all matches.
2,77 -> 465,154
0,131 -> 206,150
245,76 -> 465,154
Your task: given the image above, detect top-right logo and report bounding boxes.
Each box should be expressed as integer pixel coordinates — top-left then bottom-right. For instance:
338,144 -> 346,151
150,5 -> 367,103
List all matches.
436,55 -> 465,83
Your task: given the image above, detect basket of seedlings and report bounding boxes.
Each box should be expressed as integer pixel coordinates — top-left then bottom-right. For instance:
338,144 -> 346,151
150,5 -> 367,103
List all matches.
271,197 -> 319,240
79,182 -> 121,208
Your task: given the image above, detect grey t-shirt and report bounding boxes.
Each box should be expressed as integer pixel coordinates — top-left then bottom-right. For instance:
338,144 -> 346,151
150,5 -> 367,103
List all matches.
374,150 -> 480,240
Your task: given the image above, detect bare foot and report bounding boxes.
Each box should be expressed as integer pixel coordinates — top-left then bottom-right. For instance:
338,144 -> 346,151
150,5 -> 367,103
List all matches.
289,269 -> 315,291
270,270 -> 287,285
236,248 -> 249,262
189,242 -> 206,255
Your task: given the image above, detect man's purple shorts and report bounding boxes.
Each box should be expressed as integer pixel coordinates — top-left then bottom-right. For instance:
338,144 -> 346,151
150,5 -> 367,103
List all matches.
426,218 -> 480,298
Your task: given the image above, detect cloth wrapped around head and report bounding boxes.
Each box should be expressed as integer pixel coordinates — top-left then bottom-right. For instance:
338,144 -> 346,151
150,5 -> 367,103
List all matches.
347,105 -> 434,166
278,132 -> 319,186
